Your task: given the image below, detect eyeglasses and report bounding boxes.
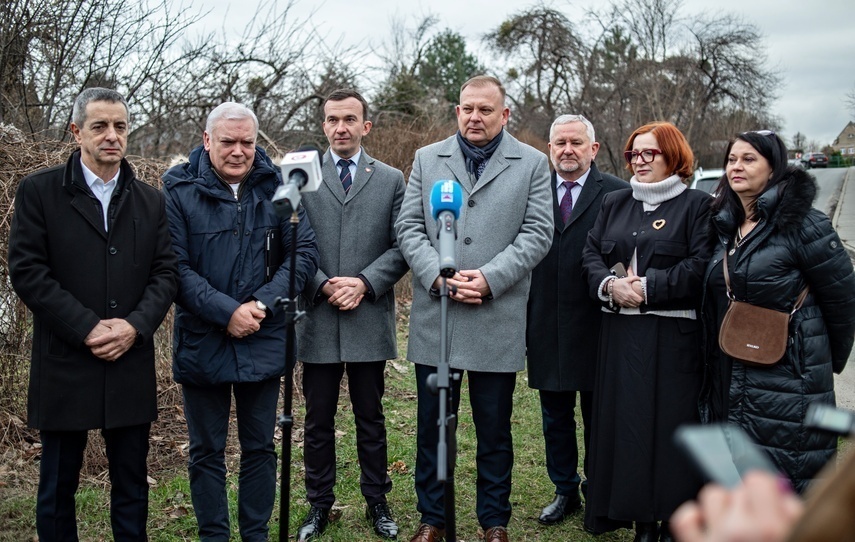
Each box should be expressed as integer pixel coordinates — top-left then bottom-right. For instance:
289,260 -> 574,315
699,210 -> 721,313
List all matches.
741,130 -> 776,137
623,148 -> 663,164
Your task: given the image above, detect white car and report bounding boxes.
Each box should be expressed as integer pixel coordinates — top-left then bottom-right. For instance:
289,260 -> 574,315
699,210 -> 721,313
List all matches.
690,168 -> 724,195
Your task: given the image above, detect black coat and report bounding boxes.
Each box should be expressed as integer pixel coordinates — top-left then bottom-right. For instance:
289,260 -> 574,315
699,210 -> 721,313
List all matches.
582,187 -> 713,313
526,164 -> 627,391
8,152 -> 179,431
701,167 -> 855,492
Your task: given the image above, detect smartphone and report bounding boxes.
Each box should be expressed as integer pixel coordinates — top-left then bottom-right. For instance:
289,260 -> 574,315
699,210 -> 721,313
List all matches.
804,403 -> 855,436
609,262 -> 628,278
675,424 -> 778,488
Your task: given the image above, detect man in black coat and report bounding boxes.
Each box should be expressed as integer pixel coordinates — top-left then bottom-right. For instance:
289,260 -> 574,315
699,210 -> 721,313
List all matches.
8,87 -> 179,541
526,114 -> 626,525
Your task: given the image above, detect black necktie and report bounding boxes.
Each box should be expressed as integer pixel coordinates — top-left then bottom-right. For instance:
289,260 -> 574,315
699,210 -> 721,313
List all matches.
338,159 -> 353,193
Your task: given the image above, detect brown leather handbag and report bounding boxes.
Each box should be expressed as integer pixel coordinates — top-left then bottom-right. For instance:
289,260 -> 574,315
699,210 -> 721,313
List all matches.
718,252 -> 809,366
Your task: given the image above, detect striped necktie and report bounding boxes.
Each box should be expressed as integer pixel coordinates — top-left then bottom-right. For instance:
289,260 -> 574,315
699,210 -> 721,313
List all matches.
338,159 -> 353,193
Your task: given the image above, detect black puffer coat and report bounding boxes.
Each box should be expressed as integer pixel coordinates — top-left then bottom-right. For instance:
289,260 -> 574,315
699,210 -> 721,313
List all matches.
700,167 -> 855,493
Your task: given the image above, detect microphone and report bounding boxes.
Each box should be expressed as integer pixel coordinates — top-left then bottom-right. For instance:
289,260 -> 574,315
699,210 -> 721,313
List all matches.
272,146 -> 323,217
430,180 -> 463,278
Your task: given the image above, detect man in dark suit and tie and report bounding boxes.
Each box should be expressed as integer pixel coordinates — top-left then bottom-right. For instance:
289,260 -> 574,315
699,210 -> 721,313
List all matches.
526,114 -> 626,525
295,89 -> 409,541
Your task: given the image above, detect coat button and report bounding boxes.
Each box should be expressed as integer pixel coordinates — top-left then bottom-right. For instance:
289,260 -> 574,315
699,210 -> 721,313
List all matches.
464,237 -> 472,244
233,230 -> 238,236
831,240 -> 838,249
468,200 -> 475,207
632,231 -> 637,236
109,247 -> 117,255
109,300 -> 117,309
245,231 -> 250,236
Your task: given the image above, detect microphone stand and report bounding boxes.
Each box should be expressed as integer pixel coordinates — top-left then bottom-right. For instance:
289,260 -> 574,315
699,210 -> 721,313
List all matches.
426,276 -> 458,542
275,209 -> 304,542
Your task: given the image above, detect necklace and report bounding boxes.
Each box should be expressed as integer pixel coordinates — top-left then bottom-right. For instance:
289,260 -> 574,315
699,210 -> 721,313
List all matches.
730,220 -> 758,255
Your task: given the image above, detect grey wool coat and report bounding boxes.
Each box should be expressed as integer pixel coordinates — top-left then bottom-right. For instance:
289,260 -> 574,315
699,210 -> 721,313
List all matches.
297,149 -> 409,363
395,131 -> 553,373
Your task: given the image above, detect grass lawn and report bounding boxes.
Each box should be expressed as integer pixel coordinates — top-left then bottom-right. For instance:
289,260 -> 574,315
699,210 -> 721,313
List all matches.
0,359 -> 634,541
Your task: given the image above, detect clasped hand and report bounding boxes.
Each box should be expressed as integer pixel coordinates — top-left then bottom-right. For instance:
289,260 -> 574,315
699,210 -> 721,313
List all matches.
322,276 -> 367,311
84,318 -> 138,362
227,301 -> 266,338
433,269 -> 491,305
611,267 -> 644,308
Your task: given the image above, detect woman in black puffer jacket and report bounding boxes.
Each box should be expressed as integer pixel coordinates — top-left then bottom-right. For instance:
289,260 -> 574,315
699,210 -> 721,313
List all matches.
700,130 -> 855,493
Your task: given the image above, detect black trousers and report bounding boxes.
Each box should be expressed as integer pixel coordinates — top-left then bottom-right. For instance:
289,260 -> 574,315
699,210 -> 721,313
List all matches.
539,389 -> 593,497
414,363 -> 516,530
37,424 -> 150,542
302,360 -> 392,508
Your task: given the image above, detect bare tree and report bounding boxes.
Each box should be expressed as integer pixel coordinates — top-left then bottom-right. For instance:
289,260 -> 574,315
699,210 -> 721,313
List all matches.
0,0 -> 205,141
846,84 -> 855,119
484,0 -> 780,174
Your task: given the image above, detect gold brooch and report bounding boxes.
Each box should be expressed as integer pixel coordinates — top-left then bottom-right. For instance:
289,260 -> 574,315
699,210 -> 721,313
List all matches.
652,219 -> 666,230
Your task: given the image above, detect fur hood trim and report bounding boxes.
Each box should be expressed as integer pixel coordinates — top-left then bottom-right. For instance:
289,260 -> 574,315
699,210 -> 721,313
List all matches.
757,166 -> 818,233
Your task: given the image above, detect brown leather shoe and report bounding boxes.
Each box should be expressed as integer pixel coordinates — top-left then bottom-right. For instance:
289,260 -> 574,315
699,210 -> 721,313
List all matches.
484,525 -> 510,542
409,523 -> 445,542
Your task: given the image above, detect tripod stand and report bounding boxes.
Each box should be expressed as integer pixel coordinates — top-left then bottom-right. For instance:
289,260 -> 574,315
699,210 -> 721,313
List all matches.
275,209 -> 304,542
426,277 -> 459,542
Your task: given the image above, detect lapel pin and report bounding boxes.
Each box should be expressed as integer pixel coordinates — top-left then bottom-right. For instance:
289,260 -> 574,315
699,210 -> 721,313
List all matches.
653,219 -> 666,230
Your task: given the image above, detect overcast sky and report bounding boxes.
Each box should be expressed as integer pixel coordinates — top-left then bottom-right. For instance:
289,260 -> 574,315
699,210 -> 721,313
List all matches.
202,0 -> 854,148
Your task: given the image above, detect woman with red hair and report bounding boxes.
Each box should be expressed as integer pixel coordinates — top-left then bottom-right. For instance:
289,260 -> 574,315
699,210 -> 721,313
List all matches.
582,122 -> 713,542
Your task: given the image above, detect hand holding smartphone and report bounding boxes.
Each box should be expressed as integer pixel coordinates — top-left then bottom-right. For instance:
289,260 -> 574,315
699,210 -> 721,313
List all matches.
675,424 -> 778,489
610,262 -> 628,278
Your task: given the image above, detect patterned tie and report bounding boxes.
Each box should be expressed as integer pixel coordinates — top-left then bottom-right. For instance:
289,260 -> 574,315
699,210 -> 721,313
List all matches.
559,181 -> 578,225
338,159 -> 353,193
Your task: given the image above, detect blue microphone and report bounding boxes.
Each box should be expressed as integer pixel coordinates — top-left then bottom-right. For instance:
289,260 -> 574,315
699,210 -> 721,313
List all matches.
430,180 -> 463,277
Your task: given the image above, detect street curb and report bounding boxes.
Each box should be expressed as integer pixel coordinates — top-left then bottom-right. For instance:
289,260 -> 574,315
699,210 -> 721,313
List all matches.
833,166 -> 855,260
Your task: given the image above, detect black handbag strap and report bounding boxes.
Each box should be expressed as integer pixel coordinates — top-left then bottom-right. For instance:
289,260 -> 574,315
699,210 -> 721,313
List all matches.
722,249 -> 809,317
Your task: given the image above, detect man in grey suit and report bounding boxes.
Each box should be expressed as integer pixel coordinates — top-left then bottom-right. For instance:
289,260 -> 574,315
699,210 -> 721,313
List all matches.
396,75 -> 553,542
526,114 -> 627,526
296,89 -> 408,541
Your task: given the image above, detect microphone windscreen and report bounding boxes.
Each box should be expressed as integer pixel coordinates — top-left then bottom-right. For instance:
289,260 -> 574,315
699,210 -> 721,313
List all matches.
430,180 -> 463,220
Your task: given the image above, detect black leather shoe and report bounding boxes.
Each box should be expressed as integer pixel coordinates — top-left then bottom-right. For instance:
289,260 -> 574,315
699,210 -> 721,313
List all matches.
366,502 -> 399,539
659,521 -> 674,542
633,522 -> 658,542
297,506 -> 330,541
538,493 -> 583,525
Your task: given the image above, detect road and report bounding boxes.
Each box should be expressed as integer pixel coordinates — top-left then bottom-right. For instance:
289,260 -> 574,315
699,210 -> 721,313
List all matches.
810,167 -> 845,215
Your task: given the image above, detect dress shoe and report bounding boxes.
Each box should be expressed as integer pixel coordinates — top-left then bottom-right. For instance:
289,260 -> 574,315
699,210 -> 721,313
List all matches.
633,521 -> 658,542
484,525 -> 510,542
296,505 -> 330,541
409,523 -> 445,542
659,521 -> 674,542
538,493 -> 583,525
366,502 -> 399,539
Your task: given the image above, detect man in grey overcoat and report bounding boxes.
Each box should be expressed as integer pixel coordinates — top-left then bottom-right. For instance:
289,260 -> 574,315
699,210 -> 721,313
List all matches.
526,114 -> 627,526
395,75 -> 553,542
296,89 -> 408,541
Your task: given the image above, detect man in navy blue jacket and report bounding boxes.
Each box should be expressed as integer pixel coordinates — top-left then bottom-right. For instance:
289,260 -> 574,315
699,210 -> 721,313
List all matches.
162,102 -> 319,541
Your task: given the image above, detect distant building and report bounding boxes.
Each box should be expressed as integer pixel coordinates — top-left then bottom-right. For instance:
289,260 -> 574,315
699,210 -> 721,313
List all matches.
832,121 -> 855,156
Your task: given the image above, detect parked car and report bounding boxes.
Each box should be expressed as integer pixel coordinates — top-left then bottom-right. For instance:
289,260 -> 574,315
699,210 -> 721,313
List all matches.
690,168 -> 724,195
801,152 -> 828,169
